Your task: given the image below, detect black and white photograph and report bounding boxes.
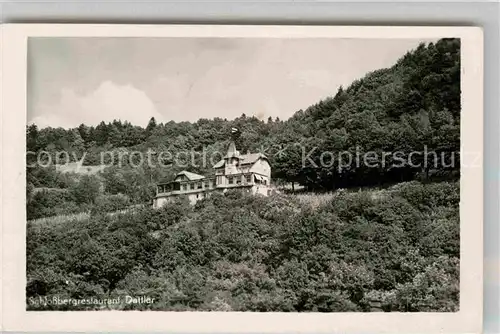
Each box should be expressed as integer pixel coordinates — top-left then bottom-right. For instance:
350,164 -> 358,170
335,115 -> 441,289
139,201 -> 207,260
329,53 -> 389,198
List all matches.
1,24 -> 484,333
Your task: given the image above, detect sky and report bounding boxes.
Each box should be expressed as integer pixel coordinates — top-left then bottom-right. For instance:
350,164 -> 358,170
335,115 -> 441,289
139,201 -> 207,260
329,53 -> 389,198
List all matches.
28,37 -> 433,129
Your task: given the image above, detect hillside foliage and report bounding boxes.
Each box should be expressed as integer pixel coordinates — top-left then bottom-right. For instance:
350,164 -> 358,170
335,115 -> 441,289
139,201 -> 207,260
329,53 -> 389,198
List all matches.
27,181 -> 459,311
27,38 -> 460,212
26,38 -> 461,312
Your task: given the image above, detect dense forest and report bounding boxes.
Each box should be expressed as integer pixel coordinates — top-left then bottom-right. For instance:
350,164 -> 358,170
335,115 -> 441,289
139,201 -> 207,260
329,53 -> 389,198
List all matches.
28,182 -> 459,311
26,38 -> 461,311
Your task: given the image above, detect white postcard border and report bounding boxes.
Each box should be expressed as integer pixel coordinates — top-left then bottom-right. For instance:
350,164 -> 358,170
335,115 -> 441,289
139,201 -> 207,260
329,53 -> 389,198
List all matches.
1,24 -> 483,333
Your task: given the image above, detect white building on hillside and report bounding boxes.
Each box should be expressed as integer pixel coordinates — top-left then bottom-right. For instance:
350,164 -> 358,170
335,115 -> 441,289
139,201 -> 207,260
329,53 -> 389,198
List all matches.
153,140 -> 271,207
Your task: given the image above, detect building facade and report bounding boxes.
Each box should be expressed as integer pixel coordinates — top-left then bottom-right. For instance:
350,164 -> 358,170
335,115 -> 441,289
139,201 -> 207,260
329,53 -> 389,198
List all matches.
153,141 -> 272,207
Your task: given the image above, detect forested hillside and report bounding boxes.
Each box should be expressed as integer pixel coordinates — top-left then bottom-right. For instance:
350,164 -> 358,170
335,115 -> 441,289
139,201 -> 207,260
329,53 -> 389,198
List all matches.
26,38 -> 461,312
27,38 -> 460,220
27,182 -> 459,311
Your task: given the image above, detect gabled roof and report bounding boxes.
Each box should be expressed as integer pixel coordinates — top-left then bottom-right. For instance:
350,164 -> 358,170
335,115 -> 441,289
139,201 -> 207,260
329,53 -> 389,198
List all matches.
158,170 -> 206,185
176,170 -> 205,181
213,152 -> 267,169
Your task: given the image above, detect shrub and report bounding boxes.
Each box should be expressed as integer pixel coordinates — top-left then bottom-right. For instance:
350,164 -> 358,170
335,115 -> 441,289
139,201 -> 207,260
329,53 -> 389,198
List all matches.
91,194 -> 130,215
26,181 -> 459,312
27,188 -> 75,220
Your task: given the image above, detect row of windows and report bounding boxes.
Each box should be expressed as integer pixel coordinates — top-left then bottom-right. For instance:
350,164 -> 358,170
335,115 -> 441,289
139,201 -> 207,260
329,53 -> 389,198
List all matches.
158,180 -> 214,193
228,174 -> 252,185
216,166 -> 250,174
157,184 -> 179,193
159,174 -> 268,193
181,180 -> 214,191
227,174 -> 267,185
256,177 -> 267,185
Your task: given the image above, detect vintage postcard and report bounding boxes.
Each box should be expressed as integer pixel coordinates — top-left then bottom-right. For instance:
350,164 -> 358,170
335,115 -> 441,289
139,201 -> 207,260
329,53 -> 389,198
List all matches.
1,24 -> 483,333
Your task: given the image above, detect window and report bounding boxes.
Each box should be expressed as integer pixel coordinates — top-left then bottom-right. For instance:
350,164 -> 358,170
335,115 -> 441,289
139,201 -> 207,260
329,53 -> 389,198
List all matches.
204,181 -> 210,188
254,175 -> 265,184
182,184 -> 187,191
189,183 -> 194,190
237,176 -> 242,184
197,182 -> 203,189
246,175 -> 251,183
228,176 -> 234,185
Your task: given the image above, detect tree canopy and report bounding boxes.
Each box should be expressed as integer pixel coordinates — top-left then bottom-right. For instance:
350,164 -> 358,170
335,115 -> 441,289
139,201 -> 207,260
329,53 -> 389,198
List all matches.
27,39 -> 460,194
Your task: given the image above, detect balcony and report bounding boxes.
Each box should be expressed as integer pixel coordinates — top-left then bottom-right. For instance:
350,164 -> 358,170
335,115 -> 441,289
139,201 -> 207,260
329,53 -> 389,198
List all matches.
156,178 -> 216,197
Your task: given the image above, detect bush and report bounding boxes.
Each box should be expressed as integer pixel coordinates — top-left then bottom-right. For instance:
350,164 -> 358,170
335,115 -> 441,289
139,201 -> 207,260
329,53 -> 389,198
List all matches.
392,180 -> 460,210
70,174 -> 101,205
91,194 -> 130,215
26,181 -> 459,311
27,189 -> 75,220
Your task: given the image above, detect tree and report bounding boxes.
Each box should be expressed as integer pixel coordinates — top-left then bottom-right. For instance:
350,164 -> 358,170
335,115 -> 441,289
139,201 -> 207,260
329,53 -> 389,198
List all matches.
145,117 -> 157,137
27,124 -> 39,152
94,121 -> 109,146
70,175 -> 101,205
107,123 -> 122,147
121,123 -> 145,147
101,167 -> 128,195
77,123 -> 90,144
